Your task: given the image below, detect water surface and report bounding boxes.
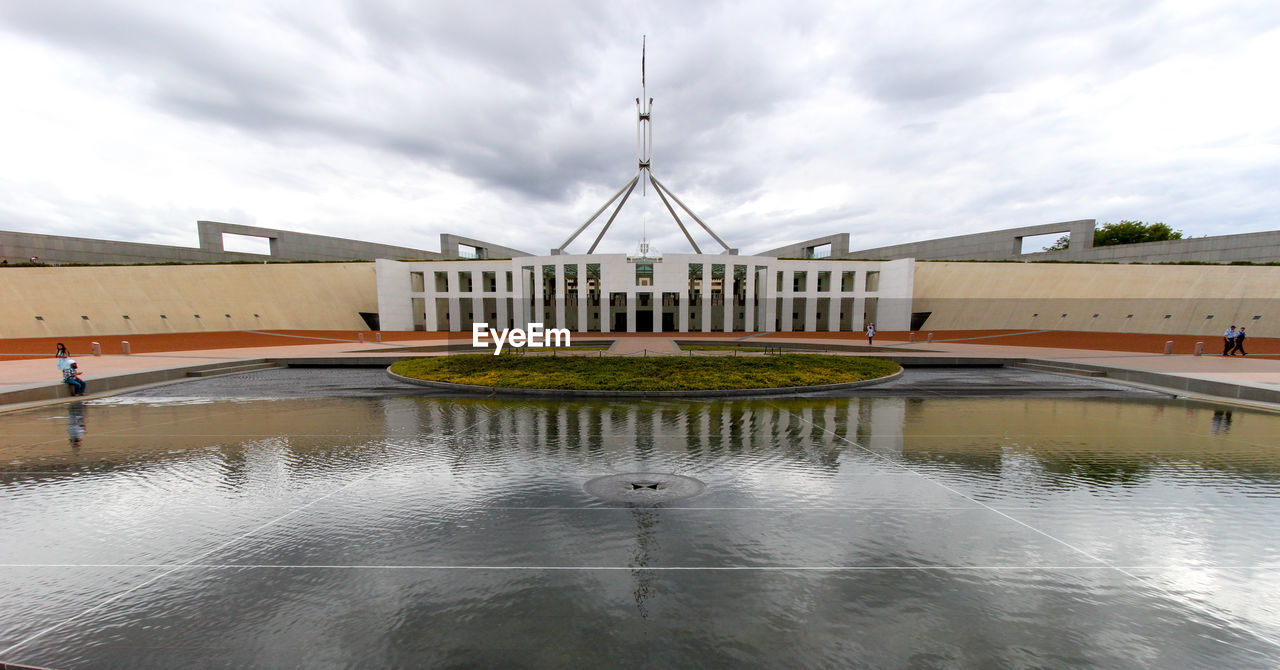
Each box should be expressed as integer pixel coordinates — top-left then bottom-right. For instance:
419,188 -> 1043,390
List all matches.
1,372 -> 1278,667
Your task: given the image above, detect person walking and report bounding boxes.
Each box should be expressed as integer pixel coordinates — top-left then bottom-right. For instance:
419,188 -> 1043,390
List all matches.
63,360 -> 86,396
1223,325 -> 1237,356
866,322 -> 876,345
1230,327 -> 1247,356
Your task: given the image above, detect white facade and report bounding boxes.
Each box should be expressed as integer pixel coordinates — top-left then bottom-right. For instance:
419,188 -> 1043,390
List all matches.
376,255 -> 914,333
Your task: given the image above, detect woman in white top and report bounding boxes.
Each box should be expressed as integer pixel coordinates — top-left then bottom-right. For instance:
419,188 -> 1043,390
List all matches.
866,323 -> 876,345
56,342 -> 70,373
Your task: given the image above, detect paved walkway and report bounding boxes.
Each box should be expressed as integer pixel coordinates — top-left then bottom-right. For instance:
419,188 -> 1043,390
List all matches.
3,330 -> 1279,411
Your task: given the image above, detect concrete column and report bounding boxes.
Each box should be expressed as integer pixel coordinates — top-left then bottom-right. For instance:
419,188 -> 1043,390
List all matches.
554,264 -> 566,329
744,270 -> 756,332
678,290 -> 690,332
471,297 -> 483,328
496,292 -> 509,330
627,291 -> 637,333
424,294 -> 438,331
763,273 -> 777,332
652,295 -> 661,333
700,265 -> 711,333
446,297 -> 460,331
804,292 -> 818,332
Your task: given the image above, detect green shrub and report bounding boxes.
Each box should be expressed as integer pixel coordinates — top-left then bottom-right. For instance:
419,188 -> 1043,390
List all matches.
390,354 -> 900,391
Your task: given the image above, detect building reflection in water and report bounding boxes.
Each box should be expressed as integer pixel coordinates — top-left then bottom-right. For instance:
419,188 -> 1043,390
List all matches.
381,397 -> 910,468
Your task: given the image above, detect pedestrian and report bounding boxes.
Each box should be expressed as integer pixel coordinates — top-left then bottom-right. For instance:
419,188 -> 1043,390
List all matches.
1230,327 -> 1247,356
1223,325 -> 1236,356
866,322 -> 876,345
29,256 -> 38,264
63,360 -> 86,396
56,342 -> 70,373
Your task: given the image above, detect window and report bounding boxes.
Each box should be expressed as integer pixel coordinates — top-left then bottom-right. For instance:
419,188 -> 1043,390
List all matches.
635,262 -> 654,286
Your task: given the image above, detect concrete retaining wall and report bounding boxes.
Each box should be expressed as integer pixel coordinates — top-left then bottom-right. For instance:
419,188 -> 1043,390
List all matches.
913,262 -> 1280,337
842,220 -> 1280,264
0,263 -> 378,338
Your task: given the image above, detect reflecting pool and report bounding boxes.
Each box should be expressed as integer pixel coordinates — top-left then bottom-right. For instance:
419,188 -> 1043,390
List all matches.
2,375 -> 1279,667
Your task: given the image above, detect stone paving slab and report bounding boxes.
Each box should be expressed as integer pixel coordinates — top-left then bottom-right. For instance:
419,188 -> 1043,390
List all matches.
3,331 -> 1280,411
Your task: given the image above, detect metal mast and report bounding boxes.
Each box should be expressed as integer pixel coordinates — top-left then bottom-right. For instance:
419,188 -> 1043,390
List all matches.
553,36 -> 734,255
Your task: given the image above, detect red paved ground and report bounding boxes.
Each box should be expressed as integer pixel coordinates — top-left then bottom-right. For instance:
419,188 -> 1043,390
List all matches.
2,329 -> 1273,358
757,329 -> 1278,356
0,330 -> 447,358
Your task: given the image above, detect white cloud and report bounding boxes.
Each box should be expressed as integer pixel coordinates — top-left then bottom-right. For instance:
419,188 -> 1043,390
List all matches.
0,0 -> 1277,256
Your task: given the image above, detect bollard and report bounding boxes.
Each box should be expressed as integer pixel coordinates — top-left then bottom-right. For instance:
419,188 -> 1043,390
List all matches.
357,333 -> 365,343
375,332 -> 382,342
908,332 -> 916,343
927,332 -> 934,343
121,340 -> 131,355
1194,341 -> 1204,356
91,341 -> 101,356
1163,340 -> 1174,355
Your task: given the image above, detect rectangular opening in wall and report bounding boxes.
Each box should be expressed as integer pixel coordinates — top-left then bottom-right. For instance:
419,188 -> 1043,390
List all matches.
482,271 -> 496,293
662,292 -> 679,332
610,293 -> 628,331
635,262 -> 653,286
839,298 -> 855,331
864,297 -> 878,326
458,271 -> 473,292
483,297 -> 499,328
864,271 -> 880,292
841,271 -> 855,292
910,311 -> 932,330
434,272 -> 449,292
807,243 -> 831,259
410,272 -> 425,293
221,233 -> 271,255
816,297 -> 831,331
791,298 -> 806,331
411,298 -> 426,331
792,270 -> 807,292
434,298 -> 450,330
457,243 -> 482,259
817,271 -> 831,292
1020,232 -> 1067,254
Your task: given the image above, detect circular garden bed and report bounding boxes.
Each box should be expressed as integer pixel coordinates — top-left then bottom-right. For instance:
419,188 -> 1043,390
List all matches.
388,353 -> 901,397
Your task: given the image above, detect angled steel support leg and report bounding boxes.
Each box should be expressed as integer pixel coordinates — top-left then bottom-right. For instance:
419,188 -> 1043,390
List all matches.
649,173 -> 700,253
650,176 -> 732,252
556,178 -> 636,253
587,175 -> 640,254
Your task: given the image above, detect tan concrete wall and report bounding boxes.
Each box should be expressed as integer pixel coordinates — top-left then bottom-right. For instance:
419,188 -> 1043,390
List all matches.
913,262 -> 1280,337
0,263 -> 377,338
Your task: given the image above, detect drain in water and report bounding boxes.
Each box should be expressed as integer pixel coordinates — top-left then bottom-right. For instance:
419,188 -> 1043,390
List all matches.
584,473 -> 706,503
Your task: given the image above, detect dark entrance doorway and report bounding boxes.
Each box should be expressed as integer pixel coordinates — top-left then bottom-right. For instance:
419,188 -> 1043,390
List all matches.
662,312 -> 676,332
636,309 -> 654,332
614,312 -> 627,332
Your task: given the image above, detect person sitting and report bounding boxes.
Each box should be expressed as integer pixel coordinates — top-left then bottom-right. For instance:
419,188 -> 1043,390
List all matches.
63,360 -> 86,396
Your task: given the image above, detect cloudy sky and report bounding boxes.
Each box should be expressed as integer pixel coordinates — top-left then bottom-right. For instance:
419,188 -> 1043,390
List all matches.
1,1 -> 1277,256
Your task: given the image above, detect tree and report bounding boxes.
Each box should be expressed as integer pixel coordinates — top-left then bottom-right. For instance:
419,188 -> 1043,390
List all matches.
1092,220 -> 1182,247
1042,220 -> 1182,251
